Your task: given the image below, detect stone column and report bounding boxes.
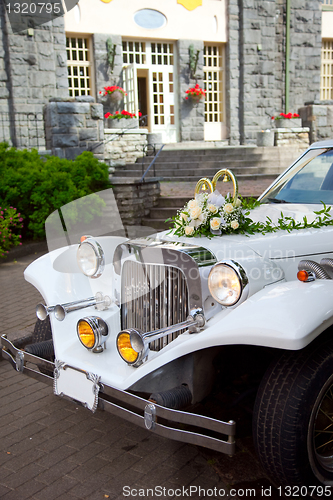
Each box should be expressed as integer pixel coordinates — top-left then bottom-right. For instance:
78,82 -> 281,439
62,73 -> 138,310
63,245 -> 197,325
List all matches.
44,96 -> 104,160
111,177 -> 161,226
177,40 -> 204,142
226,0 -> 241,145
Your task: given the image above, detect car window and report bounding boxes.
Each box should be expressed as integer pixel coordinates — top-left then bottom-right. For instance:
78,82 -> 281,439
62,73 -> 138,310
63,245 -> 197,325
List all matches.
260,148 -> 333,204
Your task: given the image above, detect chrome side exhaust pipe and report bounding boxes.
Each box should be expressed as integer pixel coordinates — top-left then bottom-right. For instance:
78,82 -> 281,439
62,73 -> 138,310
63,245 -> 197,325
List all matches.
36,292 -> 111,322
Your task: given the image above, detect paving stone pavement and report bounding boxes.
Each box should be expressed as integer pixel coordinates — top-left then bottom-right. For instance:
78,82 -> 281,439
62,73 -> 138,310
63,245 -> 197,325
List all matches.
0,180 -> 277,499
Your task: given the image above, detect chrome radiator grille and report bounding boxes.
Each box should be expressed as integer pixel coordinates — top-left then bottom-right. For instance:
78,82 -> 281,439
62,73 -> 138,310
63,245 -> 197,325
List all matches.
121,260 -> 189,351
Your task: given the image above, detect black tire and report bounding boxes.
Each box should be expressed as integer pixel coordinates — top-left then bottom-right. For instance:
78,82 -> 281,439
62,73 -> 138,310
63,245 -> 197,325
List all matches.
253,335 -> 333,488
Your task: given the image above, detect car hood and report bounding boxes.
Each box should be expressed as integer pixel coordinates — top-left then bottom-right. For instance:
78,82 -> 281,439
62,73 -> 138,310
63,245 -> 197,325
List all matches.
161,203 -> 333,260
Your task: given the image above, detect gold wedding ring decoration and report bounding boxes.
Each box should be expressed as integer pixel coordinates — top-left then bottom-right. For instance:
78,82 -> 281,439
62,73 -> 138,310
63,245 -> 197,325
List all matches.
194,169 -> 239,206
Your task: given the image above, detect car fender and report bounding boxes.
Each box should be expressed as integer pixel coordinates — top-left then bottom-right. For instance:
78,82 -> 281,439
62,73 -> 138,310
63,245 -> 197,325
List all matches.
189,279 -> 333,352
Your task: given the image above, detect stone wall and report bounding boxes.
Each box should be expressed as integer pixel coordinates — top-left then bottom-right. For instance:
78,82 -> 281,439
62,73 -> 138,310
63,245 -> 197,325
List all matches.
177,40 -> 205,142
299,102 -> 333,144
44,97 -> 104,160
274,127 -> 310,148
0,4 -> 68,148
226,0 -> 321,145
104,128 -> 148,170
111,177 -> 161,226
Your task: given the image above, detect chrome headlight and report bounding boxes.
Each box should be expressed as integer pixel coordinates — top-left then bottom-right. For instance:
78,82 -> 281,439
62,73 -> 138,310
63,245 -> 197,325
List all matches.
77,236 -> 104,278
208,261 -> 248,307
77,316 -> 109,353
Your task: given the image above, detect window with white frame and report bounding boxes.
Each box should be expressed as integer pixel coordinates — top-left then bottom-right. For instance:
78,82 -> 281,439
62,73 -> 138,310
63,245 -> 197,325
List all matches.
66,35 -> 94,97
203,44 -> 224,123
321,40 -> 333,100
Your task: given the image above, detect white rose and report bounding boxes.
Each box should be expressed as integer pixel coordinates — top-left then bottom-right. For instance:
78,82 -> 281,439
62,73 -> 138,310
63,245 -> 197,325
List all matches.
208,204 -> 218,214
224,203 -> 234,214
210,217 -> 221,231
230,220 -> 239,230
180,212 -> 188,222
190,206 -> 202,219
235,198 -> 242,208
185,226 -> 194,236
188,199 -> 197,210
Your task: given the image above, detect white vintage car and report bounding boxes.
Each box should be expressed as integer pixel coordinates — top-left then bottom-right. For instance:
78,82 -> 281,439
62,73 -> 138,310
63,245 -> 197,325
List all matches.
2,140 -> 333,490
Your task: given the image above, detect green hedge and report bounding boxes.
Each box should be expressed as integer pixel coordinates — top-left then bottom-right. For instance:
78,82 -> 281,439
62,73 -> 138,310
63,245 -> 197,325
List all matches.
0,143 -> 110,240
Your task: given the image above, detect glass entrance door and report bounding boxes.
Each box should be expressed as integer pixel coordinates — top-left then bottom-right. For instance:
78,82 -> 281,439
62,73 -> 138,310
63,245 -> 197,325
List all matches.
122,40 -> 178,143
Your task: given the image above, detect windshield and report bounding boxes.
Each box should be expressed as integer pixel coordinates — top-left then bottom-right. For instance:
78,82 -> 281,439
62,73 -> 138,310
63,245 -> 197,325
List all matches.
45,188 -> 156,252
260,148 -> 333,204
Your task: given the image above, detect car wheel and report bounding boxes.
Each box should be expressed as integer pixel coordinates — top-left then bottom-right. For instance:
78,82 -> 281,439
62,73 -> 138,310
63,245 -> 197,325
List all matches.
253,334 -> 333,487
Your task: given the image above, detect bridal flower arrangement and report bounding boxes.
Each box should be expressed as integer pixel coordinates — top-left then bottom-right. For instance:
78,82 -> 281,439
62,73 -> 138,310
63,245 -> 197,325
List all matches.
171,191 -> 254,238
169,179 -> 333,239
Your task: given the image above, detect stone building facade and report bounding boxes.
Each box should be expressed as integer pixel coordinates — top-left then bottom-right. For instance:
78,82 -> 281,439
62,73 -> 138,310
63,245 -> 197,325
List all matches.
0,0 -> 330,148
0,3 -> 68,148
227,0 -> 321,144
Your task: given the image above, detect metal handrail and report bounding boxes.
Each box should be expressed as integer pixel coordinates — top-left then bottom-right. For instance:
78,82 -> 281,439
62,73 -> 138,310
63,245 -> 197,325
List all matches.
140,144 -> 165,182
89,114 -> 148,152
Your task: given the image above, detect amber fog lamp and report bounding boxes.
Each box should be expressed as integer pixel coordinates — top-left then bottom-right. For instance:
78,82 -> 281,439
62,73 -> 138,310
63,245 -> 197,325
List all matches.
116,328 -> 147,366
77,320 -> 95,349
77,317 -> 109,352
117,332 -> 139,364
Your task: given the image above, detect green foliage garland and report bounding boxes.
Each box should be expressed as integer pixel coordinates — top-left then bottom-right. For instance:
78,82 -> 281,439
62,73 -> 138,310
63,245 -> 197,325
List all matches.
168,192 -> 333,239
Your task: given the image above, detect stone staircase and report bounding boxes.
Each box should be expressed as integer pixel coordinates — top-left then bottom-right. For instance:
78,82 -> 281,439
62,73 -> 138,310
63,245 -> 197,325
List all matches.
112,144 -> 304,182
141,196 -> 189,231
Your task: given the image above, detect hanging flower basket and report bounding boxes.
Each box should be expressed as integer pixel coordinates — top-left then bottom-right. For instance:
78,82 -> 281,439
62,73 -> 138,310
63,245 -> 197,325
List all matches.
185,83 -> 206,103
99,86 -> 127,103
108,90 -> 124,103
190,94 -> 203,103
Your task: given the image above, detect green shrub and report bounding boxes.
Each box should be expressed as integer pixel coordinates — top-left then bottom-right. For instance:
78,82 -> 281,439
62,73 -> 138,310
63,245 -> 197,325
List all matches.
0,206 -> 23,257
0,143 -> 110,240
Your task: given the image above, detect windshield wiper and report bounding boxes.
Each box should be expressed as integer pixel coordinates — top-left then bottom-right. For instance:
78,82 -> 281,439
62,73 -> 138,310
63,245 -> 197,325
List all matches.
267,197 -> 287,204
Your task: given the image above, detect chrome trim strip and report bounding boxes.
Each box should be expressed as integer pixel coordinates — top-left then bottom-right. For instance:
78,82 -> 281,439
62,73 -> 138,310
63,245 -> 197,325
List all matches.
1,335 -> 236,456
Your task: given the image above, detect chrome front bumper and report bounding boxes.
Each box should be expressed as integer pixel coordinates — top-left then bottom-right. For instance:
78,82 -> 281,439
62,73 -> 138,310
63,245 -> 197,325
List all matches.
1,334 -> 236,455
